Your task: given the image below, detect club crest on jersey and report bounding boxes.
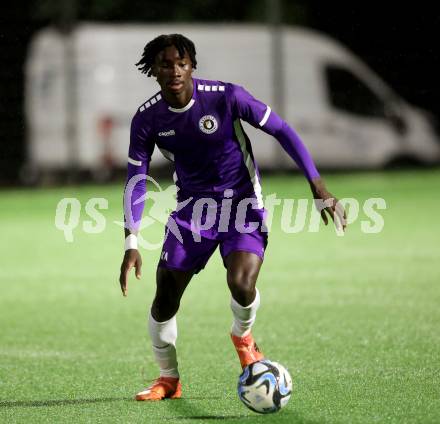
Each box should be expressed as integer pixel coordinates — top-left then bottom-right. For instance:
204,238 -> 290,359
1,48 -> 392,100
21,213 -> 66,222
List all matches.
199,115 -> 218,134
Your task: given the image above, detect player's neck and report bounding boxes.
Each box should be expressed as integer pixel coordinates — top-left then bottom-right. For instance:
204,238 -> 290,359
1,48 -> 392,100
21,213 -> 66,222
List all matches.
162,79 -> 194,109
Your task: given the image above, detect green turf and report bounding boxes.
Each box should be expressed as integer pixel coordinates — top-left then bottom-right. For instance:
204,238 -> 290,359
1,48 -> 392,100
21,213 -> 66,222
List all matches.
1,170 -> 439,423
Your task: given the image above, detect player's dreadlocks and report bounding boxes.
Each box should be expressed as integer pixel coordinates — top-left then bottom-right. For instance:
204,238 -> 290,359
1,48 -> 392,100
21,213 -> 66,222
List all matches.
135,34 -> 197,77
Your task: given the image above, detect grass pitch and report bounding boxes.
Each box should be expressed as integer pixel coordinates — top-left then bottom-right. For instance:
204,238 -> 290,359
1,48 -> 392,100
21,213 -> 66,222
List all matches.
0,170 -> 439,423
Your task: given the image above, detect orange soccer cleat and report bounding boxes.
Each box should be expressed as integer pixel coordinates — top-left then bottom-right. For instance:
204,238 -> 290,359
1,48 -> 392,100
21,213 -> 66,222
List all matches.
135,376 -> 182,401
231,332 -> 265,369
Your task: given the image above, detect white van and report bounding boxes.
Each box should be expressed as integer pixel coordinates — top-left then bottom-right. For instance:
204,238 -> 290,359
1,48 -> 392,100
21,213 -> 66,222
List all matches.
25,23 -> 440,178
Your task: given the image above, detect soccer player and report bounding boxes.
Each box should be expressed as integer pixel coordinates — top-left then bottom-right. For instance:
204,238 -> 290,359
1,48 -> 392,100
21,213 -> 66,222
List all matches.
119,34 -> 346,401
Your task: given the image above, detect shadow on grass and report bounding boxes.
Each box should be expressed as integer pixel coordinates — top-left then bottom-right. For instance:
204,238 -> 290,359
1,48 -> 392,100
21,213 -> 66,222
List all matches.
162,417 -> 247,420
156,398 -> 322,423
0,398 -> 321,423
161,411 -> 321,423
0,397 -> 130,408
0,396 -> 224,409
157,398 -> 322,424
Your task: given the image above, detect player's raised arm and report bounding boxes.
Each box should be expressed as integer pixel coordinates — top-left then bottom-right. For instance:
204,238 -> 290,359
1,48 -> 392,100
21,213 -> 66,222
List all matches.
119,112 -> 155,296
229,84 -> 346,231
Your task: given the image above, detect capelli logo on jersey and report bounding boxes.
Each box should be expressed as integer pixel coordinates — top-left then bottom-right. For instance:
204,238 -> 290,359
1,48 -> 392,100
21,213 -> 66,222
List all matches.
158,130 -> 176,137
199,115 -> 218,134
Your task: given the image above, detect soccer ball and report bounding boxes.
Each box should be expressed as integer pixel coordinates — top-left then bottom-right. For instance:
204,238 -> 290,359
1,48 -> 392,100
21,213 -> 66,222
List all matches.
237,359 -> 292,414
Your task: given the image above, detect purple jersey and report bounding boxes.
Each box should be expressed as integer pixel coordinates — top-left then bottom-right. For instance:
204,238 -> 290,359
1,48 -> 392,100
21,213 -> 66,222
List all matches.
125,77 -> 319,231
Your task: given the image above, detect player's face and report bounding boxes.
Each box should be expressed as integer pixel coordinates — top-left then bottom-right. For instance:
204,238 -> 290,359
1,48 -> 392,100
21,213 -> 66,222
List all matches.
153,46 -> 193,96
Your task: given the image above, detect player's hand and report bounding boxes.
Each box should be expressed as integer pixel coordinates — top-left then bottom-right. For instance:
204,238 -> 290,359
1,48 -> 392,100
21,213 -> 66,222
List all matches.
310,178 -> 346,231
119,249 -> 142,297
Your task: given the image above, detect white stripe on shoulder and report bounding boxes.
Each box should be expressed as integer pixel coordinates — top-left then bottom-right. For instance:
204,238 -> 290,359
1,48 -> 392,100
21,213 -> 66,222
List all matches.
259,106 -> 271,127
139,94 -> 162,112
128,157 -> 142,166
197,84 -> 225,92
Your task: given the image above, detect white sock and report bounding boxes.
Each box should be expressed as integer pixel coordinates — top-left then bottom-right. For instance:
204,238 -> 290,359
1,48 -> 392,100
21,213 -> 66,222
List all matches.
230,288 -> 261,337
148,311 -> 179,378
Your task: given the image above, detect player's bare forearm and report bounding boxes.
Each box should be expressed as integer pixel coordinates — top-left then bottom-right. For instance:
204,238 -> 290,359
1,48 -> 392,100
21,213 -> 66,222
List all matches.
119,227 -> 143,297
310,177 -> 333,201
309,177 -> 347,231
309,177 -> 326,196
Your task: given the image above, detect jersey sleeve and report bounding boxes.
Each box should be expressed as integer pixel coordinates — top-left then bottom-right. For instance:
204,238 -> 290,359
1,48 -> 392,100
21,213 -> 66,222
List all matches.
124,112 -> 155,232
228,83 -> 320,181
228,83 -> 271,129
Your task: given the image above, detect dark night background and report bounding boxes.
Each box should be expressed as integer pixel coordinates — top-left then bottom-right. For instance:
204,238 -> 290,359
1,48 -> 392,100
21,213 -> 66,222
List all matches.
1,0 -> 439,183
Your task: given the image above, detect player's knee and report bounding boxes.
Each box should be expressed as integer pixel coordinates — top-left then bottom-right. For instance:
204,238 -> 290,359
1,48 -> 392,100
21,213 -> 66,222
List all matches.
153,268 -> 181,320
227,269 -> 257,306
152,295 -> 180,321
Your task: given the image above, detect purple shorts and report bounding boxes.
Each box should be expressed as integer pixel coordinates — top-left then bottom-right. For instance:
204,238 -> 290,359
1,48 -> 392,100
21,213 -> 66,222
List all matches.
158,202 -> 268,273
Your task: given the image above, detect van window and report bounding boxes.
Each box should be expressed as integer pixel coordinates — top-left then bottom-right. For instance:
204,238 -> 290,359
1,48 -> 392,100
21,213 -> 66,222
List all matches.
325,65 -> 386,118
